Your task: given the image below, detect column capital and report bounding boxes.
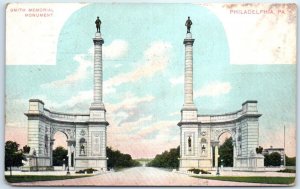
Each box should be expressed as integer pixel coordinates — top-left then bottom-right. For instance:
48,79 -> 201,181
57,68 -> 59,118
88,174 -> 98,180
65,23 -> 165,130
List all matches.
67,140 -> 76,146
183,32 -> 194,45
211,141 -> 220,147
183,38 -> 195,45
93,38 -> 104,45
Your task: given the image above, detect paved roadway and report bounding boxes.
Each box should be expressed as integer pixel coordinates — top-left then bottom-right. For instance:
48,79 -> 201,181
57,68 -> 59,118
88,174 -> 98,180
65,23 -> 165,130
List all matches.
13,167 -> 287,186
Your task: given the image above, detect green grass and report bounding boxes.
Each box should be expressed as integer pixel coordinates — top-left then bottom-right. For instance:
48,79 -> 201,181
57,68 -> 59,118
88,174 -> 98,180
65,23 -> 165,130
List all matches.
192,176 -> 295,185
5,175 -> 91,183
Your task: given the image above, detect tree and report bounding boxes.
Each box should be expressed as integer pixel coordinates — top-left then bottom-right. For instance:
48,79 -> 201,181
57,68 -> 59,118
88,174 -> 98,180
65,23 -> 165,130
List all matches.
264,152 -> 281,166
106,147 -> 141,169
52,146 -> 68,166
286,155 -> 296,166
147,146 -> 180,168
256,146 -> 263,154
22,145 -> 30,154
5,141 -> 25,175
218,137 -> 233,167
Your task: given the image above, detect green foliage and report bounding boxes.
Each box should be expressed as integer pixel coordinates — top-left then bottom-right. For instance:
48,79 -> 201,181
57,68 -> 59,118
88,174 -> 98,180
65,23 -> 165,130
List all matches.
188,168 -> 201,174
22,145 -> 31,154
75,168 -> 98,174
192,176 -> 295,185
256,146 -> 263,154
218,137 -> 233,167
278,169 -> 296,173
147,146 -> 180,168
264,152 -> 281,166
106,147 -> 141,169
5,141 -> 25,171
53,146 -> 68,166
286,156 -> 296,166
188,168 -> 211,174
5,175 -> 91,183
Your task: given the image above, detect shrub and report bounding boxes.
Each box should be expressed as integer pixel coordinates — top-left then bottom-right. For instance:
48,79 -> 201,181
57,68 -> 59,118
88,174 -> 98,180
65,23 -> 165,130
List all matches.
75,170 -> 85,174
278,169 -> 296,173
200,169 -> 211,174
188,168 -> 211,174
85,168 -> 97,174
75,168 -> 98,174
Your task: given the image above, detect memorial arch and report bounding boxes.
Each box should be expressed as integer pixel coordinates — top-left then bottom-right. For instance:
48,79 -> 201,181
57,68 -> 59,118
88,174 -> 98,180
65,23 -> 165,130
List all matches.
23,31 -> 109,171
178,26 -> 264,171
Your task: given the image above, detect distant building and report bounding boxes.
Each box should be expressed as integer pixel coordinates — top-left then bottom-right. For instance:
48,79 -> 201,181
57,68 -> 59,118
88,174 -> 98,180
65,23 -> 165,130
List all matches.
262,146 -> 285,165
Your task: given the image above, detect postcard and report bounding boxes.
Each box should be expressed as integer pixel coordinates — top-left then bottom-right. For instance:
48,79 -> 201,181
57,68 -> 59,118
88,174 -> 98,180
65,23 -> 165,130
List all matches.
5,3 -> 296,186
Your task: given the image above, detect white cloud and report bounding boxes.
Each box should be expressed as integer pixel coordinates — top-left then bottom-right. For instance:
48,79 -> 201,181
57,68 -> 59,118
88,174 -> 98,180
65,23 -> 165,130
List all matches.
104,40 -> 128,60
136,120 -> 176,138
169,111 -> 180,116
107,92 -> 155,113
88,39 -> 128,60
41,54 -> 92,88
169,75 -> 184,86
104,41 -> 172,90
204,3 -> 296,64
6,3 -> 87,65
195,81 -> 231,97
62,90 -> 92,108
41,40 -> 171,91
42,39 -> 129,89
114,64 -> 122,68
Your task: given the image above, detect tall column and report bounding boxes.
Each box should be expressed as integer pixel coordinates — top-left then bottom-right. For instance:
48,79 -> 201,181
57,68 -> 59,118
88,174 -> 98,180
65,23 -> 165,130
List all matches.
183,33 -> 196,109
210,146 -> 213,167
214,145 -> 219,168
50,139 -> 54,166
67,145 -> 71,168
233,142 -> 236,167
91,32 -> 105,110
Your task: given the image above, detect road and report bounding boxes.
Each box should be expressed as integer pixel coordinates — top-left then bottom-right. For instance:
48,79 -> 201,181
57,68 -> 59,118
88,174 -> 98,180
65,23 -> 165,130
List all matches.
13,167 -> 285,186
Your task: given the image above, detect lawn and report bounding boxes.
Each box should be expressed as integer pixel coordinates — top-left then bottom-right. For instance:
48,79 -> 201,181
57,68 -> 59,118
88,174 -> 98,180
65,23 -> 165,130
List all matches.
5,175 -> 91,183
192,176 -> 295,185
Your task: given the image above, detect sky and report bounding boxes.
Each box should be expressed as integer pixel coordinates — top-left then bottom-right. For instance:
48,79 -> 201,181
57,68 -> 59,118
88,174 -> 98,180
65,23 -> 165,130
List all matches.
5,3 -> 296,158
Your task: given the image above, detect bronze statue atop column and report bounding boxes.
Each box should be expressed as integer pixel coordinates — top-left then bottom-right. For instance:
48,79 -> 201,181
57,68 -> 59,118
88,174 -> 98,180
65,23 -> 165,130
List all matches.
185,16 -> 192,33
95,16 -> 101,33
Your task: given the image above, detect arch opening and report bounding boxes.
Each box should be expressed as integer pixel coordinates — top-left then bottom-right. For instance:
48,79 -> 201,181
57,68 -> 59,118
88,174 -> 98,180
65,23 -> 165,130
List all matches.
217,132 -> 233,168
50,131 -> 69,170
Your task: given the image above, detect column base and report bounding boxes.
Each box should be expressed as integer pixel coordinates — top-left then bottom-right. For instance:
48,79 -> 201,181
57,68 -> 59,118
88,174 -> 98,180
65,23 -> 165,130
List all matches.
21,166 -> 54,172
75,157 -> 107,171
179,158 -> 213,171
90,102 -> 106,110
181,104 -> 197,111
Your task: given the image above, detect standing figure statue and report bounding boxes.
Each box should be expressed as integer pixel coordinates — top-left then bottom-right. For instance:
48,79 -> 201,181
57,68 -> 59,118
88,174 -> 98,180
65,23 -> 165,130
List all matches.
188,136 -> 192,148
95,16 -> 101,33
185,16 -> 192,33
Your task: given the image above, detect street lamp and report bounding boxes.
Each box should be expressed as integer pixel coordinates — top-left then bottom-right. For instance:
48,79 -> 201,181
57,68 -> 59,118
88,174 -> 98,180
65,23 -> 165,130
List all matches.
32,150 -> 38,172
221,159 -> 224,169
216,158 -> 221,176
216,166 -> 220,176
66,156 -> 70,175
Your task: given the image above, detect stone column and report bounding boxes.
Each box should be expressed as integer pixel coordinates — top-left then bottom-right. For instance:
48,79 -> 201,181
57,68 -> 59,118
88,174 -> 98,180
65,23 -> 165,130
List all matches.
210,146 -> 213,167
91,32 -> 105,110
50,139 -> 54,166
67,144 -> 71,168
183,33 -> 196,109
233,142 -> 236,167
214,145 -> 219,168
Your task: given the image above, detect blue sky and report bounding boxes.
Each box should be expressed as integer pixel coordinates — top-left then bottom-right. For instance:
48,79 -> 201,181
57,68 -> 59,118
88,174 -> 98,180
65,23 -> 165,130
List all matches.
6,3 -> 296,158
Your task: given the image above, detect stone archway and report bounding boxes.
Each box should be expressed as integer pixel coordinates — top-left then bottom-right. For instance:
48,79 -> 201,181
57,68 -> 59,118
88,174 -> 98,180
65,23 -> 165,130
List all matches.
51,129 -> 75,169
